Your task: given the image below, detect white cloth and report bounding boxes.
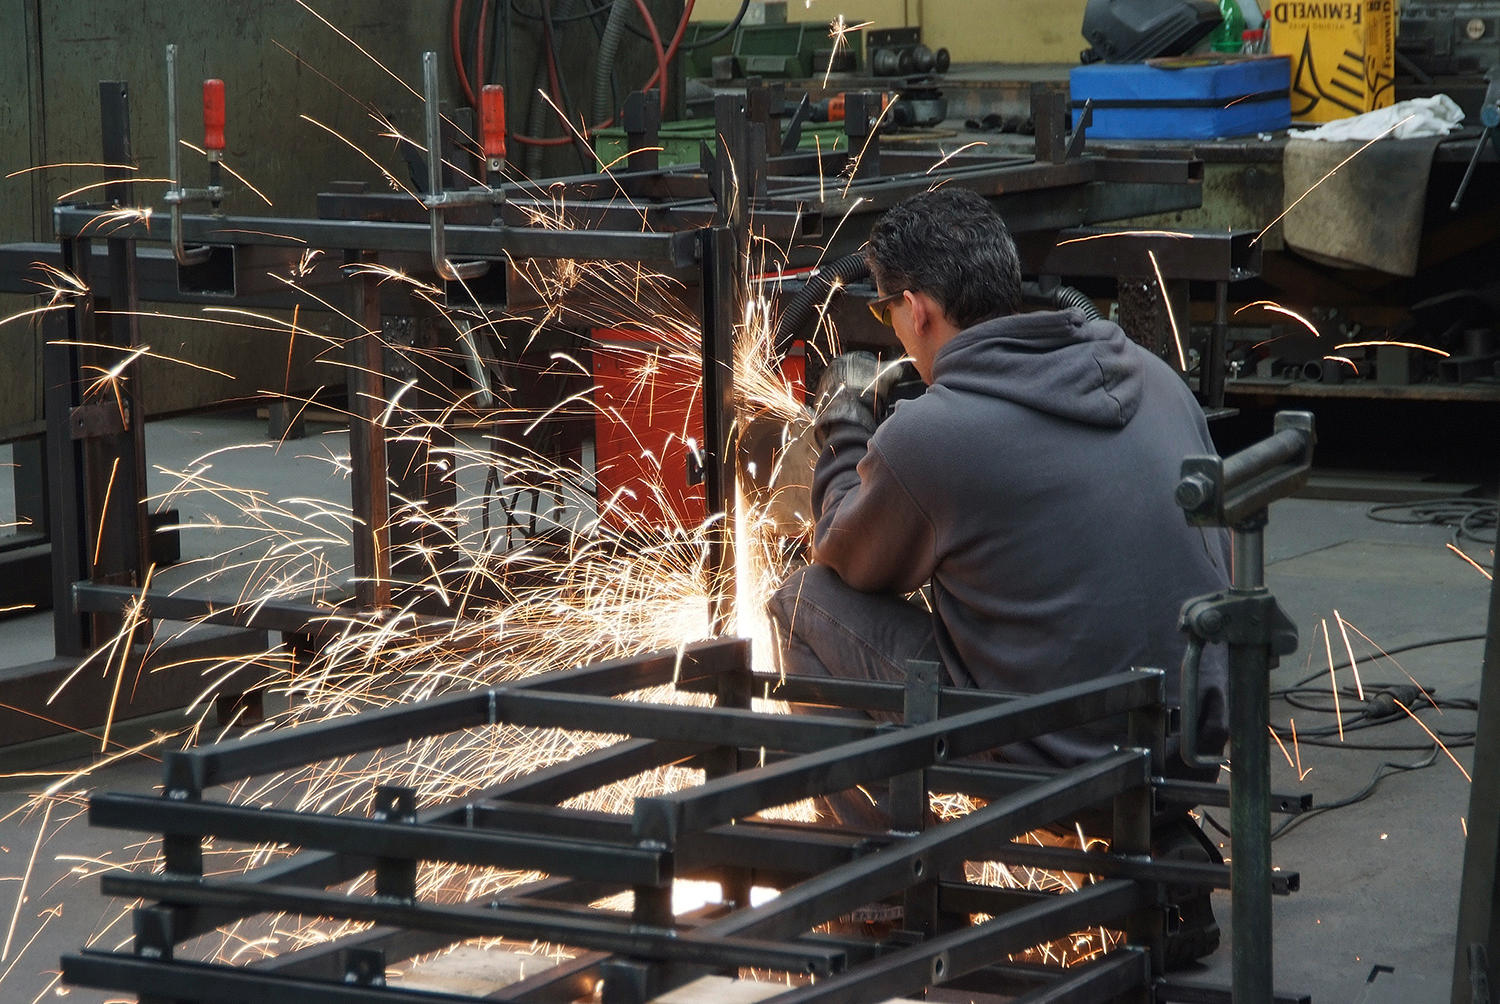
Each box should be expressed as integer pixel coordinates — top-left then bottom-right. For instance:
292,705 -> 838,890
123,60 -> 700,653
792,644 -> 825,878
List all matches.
1295,95 -> 1465,141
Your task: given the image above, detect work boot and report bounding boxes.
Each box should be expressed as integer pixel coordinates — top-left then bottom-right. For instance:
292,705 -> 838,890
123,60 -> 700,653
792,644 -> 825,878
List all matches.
1153,814 -> 1222,969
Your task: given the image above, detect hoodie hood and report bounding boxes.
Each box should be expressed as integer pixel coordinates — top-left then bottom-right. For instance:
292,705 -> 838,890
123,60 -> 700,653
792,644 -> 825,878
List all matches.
929,308 -> 1144,428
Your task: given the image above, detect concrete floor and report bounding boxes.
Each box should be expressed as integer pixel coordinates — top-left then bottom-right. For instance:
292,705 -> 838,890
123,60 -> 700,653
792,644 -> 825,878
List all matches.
0,414 -> 1493,1003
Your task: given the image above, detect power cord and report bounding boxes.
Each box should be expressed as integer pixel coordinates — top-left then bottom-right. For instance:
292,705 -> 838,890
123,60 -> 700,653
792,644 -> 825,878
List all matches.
1367,497 -> 1497,552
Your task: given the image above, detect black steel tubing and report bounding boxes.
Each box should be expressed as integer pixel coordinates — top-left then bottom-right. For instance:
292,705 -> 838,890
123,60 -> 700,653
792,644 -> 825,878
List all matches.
756,880 -> 1146,1004
698,750 -> 1147,942
98,874 -> 845,975
635,672 -> 1161,843
51,206 -> 701,267
160,639 -> 747,792
89,793 -> 669,885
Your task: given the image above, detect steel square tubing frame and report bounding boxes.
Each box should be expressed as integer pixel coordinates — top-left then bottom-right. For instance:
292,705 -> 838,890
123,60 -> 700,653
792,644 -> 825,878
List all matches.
51,205 -> 701,268
94,670 -> 1155,881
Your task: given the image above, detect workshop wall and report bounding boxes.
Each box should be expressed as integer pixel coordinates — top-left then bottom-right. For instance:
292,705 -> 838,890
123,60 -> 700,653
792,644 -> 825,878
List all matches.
0,1 -> 454,430
689,0 -> 1089,64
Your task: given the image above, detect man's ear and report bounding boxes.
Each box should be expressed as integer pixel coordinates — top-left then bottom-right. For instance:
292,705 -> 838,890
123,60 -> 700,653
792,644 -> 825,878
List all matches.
906,289 -> 935,339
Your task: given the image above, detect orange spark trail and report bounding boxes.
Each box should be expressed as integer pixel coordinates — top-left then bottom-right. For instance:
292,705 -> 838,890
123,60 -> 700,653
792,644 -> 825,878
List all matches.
1321,618 -> 1344,741
92,457 -> 122,569
1058,229 -> 1193,244
1292,717 -> 1309,780
2,798 -> 51,961
1334,609 -> 1365,700
1446,542 -> 1493,580
1146,249 -> 1187,371
1335,340 -> 1450,358
1253,114 -> 1417,245
5,162 -> 138,178
1394,699 -> 1472,782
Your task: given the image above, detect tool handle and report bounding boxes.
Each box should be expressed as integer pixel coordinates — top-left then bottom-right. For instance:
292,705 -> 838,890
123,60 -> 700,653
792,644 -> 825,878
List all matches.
203,78 -> 226,151
481,84 -> 506,160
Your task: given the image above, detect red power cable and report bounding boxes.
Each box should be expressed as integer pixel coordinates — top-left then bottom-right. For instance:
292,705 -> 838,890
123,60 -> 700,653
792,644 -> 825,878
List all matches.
452,0 -> 477,106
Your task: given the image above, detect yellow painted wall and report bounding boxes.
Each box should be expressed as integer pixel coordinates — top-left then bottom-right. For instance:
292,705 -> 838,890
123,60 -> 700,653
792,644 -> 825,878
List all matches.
689,0 -> 1088,63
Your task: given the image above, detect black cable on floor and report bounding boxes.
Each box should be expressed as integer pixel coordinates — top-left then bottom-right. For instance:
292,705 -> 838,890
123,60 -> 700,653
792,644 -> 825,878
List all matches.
1367,497 -> 1498,550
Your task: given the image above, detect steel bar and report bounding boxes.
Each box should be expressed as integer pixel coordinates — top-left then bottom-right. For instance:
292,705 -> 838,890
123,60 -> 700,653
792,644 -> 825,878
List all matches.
697,750 -> 1147,942
98,81 -> 151,593
1008,949 -> 1150,1004
1453,486 -> 1500,1001
756,880 -> 1146,1004
157,639 -> 747,792
90,792 -> 670,884
139,739 -> 709,946
634,672 -> 1161,843
347,257 -> 392,608
700,224 -> 738,633
51,206 -> 701,267
41,302 -> 90,657
97,874 -> 845,975
62,951 -> 486,1004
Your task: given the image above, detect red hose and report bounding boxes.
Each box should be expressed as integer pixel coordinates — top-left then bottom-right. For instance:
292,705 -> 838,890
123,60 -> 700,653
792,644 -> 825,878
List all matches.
452,0 -> 476,106
509,0 -> 702,147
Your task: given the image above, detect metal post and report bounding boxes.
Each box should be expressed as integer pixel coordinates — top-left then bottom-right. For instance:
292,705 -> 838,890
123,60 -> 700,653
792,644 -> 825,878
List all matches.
42,298 -> 89,657
699,226 -> 738,634
1451,484 -> 1500,1002
99,82 -> 151,587
346,257 -> 392,609
1228,516 -> 1273,1004
1203,279 -> 1229,410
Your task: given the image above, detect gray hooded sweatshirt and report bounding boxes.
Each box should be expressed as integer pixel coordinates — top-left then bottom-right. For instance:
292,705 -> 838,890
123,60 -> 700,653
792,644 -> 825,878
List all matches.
811,308 -> 1231,772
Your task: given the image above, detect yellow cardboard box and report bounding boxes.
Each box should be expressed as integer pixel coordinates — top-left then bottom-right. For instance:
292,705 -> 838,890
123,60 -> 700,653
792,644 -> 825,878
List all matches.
1268,0 -> 1394,122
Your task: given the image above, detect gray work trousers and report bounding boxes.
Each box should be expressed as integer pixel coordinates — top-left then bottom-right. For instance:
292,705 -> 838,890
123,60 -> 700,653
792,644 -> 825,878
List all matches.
766,563 -> 944,715
766,563 -> 942,829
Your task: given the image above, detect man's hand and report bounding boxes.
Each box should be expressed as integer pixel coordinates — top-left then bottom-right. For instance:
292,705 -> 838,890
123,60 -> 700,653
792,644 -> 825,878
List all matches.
811,352 -> 901,449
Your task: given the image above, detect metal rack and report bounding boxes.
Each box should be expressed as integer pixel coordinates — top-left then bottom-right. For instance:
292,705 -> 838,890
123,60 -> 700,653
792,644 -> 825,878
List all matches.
62,637 -> 1229,1004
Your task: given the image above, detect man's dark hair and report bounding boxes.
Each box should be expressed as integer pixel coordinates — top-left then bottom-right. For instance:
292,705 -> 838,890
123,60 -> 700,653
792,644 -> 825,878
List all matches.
864,186 -> 1023,329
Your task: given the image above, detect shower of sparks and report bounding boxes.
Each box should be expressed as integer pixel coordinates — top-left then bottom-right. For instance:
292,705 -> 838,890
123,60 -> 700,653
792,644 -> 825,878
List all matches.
1146,249 -> 1188,371
0,16 -> 1151,993
1334,339 -> 1451,358
1322,354 -> 1358,376
823,16 -> 874,86
1253,114 -> 1418,246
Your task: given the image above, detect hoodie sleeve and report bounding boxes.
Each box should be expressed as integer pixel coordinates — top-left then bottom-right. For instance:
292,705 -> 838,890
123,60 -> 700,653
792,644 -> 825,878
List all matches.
810,417 -> 937,593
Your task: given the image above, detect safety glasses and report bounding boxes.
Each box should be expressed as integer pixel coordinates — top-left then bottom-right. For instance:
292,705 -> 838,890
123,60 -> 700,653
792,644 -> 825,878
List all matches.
867,290 -> 908,327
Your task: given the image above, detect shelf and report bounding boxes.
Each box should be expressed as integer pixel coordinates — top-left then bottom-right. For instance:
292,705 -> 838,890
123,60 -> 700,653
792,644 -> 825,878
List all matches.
1224,378 -> 1500,403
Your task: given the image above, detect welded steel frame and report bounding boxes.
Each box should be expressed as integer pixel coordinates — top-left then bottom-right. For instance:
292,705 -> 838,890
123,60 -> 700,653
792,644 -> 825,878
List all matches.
60,635 -> 1267,1004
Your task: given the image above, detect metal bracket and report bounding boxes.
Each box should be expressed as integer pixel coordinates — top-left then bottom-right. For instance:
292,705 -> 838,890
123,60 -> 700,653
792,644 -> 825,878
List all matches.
69,403 -> 128,440
420,50 -> 499,282
1177,411 -> 1315,528
163,44 -> 218,267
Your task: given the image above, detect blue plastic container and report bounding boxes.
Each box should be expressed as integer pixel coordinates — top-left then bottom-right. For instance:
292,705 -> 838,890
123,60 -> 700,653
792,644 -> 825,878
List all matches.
1069,56 -> 1291,139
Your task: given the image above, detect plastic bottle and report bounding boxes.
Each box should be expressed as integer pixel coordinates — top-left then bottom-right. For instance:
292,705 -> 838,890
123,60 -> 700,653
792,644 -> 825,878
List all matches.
1210,0 -> 1247,53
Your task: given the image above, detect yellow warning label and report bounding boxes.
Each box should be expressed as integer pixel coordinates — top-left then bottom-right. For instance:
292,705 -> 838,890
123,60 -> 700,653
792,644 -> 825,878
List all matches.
1269,0 -> 1394,122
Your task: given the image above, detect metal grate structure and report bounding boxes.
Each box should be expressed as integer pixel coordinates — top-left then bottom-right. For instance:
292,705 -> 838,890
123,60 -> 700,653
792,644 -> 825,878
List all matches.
59,637 -> 1257,1004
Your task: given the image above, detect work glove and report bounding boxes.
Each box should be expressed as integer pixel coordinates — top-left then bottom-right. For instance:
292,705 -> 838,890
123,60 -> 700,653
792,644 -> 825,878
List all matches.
812,351 -> 901,445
